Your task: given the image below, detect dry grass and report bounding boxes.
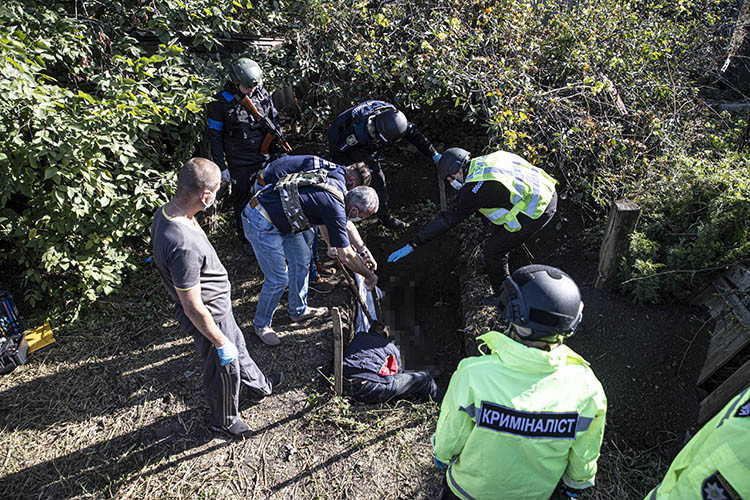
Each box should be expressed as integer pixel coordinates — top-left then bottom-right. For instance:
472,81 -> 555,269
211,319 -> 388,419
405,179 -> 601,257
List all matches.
0,213 -> 667,499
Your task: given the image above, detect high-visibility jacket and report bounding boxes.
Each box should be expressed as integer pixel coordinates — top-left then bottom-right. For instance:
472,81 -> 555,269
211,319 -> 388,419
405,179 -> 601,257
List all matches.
464,151 -> 557,232
432,331 -> 606,500
644,386 -> 750,500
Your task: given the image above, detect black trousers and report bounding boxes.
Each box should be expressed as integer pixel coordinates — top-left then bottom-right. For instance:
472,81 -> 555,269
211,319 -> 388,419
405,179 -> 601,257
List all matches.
230,164 -> 262,243
484,191 -> 558,295
344,370 -> 443,404
441,477 -> 460,500
188,311 -> 271,427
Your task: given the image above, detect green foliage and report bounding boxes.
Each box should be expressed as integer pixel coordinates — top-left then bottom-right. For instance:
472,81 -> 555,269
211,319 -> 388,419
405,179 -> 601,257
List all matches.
270,0 -> 748,302
0,0 -> 748,312
0,2 -> 224,316
623,154 -> 750,302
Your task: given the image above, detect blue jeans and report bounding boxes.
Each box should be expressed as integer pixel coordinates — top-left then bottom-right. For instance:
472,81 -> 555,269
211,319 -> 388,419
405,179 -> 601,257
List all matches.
242,204 -> 314,328
345,371 -> 443,404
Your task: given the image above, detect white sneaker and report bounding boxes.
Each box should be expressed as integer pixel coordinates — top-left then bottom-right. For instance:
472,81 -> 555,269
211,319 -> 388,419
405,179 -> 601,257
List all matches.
254,325 -> 281,346
291,306 -> 329,322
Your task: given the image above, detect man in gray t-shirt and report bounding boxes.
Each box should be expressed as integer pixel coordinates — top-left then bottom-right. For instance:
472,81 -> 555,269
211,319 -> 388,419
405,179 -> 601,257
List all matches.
151,157 -> 283,439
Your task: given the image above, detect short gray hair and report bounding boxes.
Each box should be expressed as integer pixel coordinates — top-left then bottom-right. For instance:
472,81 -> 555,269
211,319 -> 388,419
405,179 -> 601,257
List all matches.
177,158 -> 220,196
345,186 -> 379,215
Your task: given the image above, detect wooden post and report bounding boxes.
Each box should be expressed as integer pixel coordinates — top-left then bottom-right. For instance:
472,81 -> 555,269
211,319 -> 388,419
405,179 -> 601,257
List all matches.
438,170 -> 447,211
698,357 -> 750,424
331,307 -> 344,396
594,200 -> 640,289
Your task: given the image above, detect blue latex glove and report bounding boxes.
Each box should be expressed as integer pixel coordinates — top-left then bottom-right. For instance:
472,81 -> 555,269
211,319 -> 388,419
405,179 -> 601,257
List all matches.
216,341 -> 238,366
434,456 -> 447,471
432,153 -> 442,165
560,485 -> 581,498
387,244 -> 414,263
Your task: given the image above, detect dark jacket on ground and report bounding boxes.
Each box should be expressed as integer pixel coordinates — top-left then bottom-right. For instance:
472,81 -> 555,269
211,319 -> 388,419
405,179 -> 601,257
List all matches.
343,331 -> 402,383
206,81 -> 280,172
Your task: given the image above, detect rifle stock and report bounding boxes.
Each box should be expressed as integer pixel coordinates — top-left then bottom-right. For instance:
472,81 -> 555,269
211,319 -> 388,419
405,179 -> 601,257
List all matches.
239,95 -> 293,154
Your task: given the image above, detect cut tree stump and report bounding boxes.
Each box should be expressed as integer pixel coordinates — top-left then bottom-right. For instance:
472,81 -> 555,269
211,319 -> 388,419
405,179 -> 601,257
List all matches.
594,200 -> 640,289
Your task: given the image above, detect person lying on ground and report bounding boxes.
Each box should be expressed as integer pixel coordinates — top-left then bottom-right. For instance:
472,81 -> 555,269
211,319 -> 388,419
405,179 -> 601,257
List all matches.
342,327 -> 443,404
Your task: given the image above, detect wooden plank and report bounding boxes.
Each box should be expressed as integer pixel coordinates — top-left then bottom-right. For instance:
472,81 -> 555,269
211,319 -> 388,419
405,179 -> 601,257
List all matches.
698,320 -> 750,385
691,287 -> 728,319
332,307 -> 344,396
725,263 -> 750,291
714,275 -> 750,329
698,357 -> 750,424
594,200 -> 640,289
705,293 -> 729,320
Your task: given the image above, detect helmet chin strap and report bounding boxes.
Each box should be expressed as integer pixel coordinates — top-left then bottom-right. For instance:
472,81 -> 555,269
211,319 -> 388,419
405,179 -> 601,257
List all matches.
509,326 -> 561,350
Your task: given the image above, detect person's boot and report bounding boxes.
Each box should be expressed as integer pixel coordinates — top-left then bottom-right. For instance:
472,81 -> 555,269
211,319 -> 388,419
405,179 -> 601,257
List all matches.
254,325 -> 281,346
381,216 -> 407,231
210,419 -> 254,440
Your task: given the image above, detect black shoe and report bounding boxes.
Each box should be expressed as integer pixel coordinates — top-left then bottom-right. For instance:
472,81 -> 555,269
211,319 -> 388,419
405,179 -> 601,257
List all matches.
381,216 -> 407,231
210,419 -> 253,440
481,294 -> 501,306
267,372 -> 284,392
246,372 -> 284,405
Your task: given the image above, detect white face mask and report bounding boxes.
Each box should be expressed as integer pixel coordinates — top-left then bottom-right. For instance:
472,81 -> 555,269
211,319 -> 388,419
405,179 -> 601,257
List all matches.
449,179 -> 464,190
348,216 -> 362,223
201,191 -> 216,210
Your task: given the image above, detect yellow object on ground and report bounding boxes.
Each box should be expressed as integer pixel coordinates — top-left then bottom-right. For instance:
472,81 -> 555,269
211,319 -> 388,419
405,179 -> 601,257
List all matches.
25,321 -> 55,354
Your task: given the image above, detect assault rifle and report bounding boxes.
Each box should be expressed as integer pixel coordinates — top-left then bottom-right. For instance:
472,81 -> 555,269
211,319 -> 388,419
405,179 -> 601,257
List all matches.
237,94 -> 293,154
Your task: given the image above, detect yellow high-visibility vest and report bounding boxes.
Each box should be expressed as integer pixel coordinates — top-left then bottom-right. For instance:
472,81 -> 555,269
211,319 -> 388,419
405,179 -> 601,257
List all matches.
464,151 -> 557,232
644,386 -> 750,499
432,331 -> 606,500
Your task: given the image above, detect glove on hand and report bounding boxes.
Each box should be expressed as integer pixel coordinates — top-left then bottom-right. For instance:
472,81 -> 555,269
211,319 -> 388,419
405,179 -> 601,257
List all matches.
216,341 -> 238,366
432,153 -> 442,165
221,169 -> 231,183
433,456 -> 447,471
556,484 -> 582,499
387,244 -> 413,263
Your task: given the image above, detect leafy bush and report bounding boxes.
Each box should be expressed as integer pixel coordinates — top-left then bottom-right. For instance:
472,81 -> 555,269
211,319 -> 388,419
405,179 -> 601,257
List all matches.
273,0 -> 748,301
0,2 -> 226,316
623,153 -> 750,302
1,0 -> 748,314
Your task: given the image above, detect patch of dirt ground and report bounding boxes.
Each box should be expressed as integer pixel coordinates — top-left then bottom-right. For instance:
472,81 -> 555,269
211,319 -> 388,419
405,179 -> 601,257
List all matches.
0,137 -> 710,499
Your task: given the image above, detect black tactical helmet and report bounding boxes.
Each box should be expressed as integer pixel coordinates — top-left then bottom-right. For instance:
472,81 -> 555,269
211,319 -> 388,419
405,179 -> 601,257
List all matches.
437,147 -> 471,178
229,58 -> 263,88
500,265 -> 583,341
374,109 -> 408,143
